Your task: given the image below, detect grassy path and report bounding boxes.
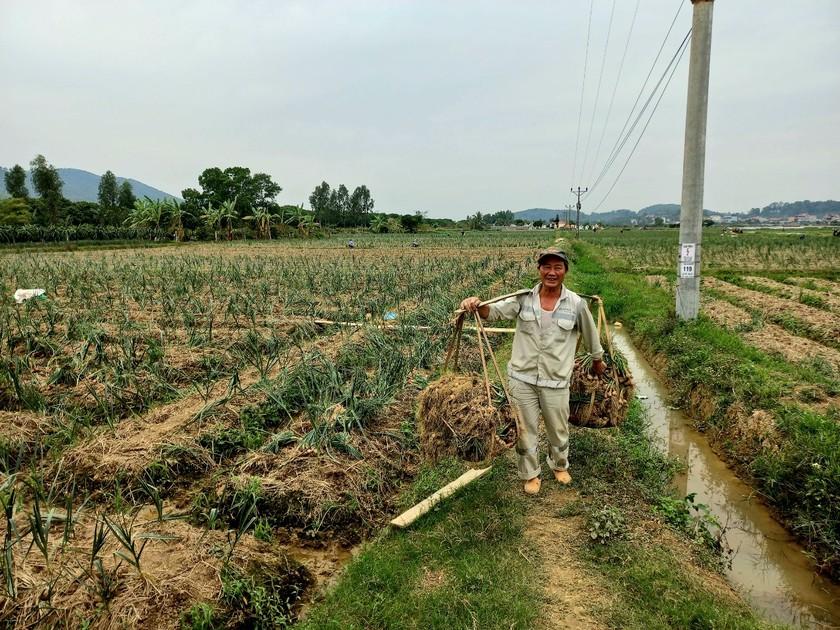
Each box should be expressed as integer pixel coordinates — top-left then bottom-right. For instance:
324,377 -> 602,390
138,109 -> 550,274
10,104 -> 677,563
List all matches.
297,402 -> 779,629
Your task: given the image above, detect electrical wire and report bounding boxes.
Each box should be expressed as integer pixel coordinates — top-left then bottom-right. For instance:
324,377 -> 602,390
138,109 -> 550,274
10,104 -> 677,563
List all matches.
586,0 -> 685,196
588,17 -> 689,197
580,0 -> 617,186
585,0 -> 640,186
589,28 -> 691,212
570,0 -> 595,192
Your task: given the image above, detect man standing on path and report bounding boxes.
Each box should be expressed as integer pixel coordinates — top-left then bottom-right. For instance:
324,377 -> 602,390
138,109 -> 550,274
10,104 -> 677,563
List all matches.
460,249 -> 605,495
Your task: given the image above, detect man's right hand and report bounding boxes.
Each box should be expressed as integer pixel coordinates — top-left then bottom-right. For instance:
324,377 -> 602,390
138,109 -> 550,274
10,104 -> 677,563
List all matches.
460,296 -> 482,312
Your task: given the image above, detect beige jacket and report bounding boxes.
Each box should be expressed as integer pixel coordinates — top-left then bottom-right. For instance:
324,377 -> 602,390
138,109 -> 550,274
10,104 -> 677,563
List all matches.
485,284 -> 603,389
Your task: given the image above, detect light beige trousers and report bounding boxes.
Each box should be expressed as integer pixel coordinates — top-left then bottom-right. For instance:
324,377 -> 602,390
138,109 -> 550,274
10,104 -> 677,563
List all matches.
508,377 -> 570,480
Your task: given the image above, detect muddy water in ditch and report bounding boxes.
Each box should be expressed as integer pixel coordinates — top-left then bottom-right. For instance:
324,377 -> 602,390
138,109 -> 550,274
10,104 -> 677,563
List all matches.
613,329 -> 840,629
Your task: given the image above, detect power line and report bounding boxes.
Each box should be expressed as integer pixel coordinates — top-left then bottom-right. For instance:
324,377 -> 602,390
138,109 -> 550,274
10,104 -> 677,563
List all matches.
580,0 -> 617,185
586,0 -> 685,196
590,29 -> 691,213
570,0 -> 595,191
585,0 -> 640,186
588,15 -> 689,198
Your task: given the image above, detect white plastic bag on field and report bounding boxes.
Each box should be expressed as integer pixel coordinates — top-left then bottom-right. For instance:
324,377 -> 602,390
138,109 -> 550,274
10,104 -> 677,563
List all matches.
13,289 -> 46,304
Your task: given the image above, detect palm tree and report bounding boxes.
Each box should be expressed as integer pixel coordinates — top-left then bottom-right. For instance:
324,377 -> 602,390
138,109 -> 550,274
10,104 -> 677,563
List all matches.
243,206 -> 280,239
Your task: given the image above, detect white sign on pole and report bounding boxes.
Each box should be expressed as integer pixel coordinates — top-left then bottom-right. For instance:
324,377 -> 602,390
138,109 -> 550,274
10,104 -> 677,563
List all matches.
680,263 -> 695,278
681,243 -> 696,262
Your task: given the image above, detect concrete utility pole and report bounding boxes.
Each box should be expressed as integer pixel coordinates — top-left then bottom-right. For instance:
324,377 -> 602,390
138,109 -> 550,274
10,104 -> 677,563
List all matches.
566,204 -> 574,229
676,0 -> 714,320
571,187 -> 587,238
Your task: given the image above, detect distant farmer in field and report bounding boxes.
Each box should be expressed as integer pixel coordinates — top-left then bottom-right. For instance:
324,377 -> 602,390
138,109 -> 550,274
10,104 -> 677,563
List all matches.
460,248 -> 605,495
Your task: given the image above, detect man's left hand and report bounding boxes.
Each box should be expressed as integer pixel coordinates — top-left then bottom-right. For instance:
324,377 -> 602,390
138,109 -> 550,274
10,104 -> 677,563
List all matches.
592,359 -> 606,377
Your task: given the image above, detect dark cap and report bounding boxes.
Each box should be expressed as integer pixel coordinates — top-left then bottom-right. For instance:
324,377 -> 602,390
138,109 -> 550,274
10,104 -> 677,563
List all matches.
536,248 -> 570,267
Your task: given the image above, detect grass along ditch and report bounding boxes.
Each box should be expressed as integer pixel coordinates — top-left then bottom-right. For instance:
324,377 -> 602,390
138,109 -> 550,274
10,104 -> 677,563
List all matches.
568,238 -> 840,583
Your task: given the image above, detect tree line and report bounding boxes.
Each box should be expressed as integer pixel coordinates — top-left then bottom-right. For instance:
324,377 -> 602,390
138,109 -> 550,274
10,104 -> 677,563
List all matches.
463,210 -> 537,229
1,155 -> 498,243
1,156 -> 138,228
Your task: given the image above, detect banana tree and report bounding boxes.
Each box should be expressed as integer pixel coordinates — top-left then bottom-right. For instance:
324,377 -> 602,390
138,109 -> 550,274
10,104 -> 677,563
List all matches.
166,198 -> 191,242
219,199 -> 238,241
285,206 -> 316,237
125,197 -> 166,238
202,204 -> 224,241
369,215 -> 388,234
274,205 -> 291,237
125,198 -> 153,229
243,206 -> 280,240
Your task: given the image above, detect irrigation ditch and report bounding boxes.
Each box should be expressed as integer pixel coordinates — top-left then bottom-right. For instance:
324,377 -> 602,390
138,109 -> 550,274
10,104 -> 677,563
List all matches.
614,329 -> 840,627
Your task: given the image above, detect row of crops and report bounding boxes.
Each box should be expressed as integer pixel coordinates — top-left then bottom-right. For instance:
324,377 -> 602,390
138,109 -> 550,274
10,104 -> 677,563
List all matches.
0,233 -> 550,626
588,226 -> 840,273
572,228 -> 840,581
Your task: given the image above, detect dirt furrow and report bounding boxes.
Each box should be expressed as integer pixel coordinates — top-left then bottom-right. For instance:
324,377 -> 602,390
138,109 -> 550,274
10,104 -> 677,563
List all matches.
786,277 -> 840,296
701,298 -> 752,329
743,323 -> 840,372
0,507 -> 309,629
59,332 -> 342,489
743,276 -> 840,313
704,277 -> 839,342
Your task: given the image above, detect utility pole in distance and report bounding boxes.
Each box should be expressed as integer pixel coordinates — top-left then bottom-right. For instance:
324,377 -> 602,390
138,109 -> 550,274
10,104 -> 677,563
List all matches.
565,204 -> 574,230
676,0 -> 714,320
571,187 -> 587,238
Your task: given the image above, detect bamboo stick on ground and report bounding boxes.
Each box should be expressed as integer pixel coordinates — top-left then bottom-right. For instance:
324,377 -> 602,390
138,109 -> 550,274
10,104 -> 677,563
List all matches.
389,466 -> 492,528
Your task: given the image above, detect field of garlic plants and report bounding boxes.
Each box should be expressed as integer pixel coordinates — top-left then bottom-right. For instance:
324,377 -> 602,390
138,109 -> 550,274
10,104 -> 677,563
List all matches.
0,232 -> 551,627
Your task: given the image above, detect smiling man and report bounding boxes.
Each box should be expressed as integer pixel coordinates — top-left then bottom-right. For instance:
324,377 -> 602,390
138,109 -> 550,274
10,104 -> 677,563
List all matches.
460,248 -> 605,495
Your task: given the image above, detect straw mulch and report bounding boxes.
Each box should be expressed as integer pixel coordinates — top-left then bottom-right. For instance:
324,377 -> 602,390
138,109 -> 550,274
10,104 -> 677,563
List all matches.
417,373 -> 517,462
0,510 -> 310,629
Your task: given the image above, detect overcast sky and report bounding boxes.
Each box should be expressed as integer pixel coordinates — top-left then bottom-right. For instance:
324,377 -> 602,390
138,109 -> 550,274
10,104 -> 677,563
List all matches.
2,1 -> 838,218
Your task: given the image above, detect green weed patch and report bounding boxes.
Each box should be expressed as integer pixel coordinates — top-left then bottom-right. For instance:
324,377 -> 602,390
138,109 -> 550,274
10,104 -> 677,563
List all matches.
297,459 -> 538,630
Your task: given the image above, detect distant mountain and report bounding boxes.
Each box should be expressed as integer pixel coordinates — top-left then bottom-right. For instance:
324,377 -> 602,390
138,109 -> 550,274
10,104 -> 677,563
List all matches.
0,167 -> 177,202
518,203 -> 717,225
515,205 -> 691,225
514,200 -> 839,225
748,200 -> 840,218
515,208 -> 565,222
